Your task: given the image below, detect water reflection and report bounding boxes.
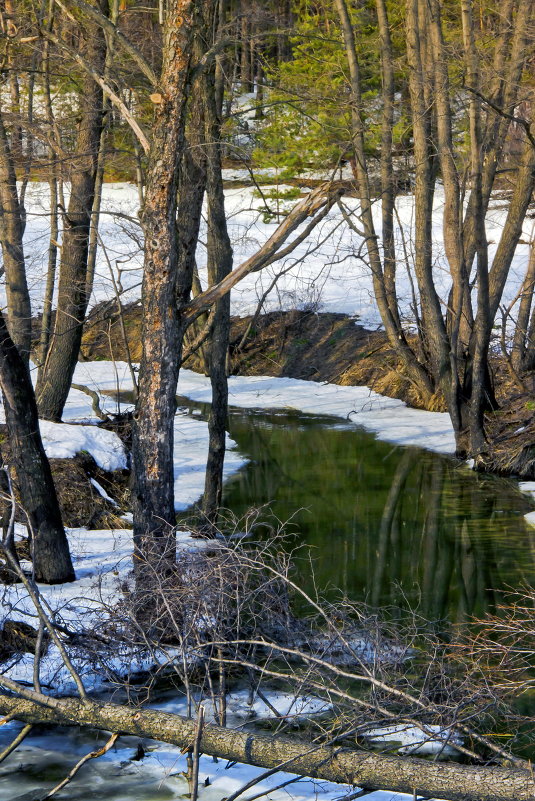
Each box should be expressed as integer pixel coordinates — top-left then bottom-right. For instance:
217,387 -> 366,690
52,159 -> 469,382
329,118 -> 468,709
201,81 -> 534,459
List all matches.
216,407 -> 534,625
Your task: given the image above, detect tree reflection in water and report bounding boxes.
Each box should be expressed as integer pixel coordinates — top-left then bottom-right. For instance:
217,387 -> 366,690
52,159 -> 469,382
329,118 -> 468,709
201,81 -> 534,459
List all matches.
211,406 -> 534,627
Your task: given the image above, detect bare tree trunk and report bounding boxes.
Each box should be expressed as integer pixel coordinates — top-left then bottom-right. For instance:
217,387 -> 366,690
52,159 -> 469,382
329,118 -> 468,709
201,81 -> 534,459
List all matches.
427,0 -> 467,426
523,292 -> 535,372
240,13 -> 253,93
202,32 -> 233,527
0,692 -> 533,801
0,313 -> 74,584
0,110 -> 31,363
487,135 -> 535,325
462,0 -> 532,272
461,0 -> 490,457
132,0 -> 199,567
277,0 -> 293,63
37,13 -> 62,371
214,0 -> 227,117
512,240 -> 535,371
334,0 -> 433,400
374,0 -> 398,329
35,0 -> 109,421
177,88 -> 208,372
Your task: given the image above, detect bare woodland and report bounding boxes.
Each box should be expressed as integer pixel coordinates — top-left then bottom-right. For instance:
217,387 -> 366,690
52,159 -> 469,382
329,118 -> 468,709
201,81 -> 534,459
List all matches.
0,0 -> 533,799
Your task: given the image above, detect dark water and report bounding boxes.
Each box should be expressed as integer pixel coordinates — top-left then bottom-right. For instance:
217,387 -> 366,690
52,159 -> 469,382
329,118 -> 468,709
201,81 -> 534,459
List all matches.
180,399 -> 534,625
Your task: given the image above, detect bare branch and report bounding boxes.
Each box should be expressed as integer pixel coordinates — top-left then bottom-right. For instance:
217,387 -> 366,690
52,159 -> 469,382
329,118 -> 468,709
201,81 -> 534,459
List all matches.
40,28 -> 150,153
183,184 -> 345,323
59,0 -> 159,87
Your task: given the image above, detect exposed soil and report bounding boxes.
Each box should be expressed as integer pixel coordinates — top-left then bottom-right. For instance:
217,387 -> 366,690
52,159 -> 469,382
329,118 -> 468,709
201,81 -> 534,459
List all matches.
80,302 -> 436,407
0,432 -> 130,531
77,301 -> 535,479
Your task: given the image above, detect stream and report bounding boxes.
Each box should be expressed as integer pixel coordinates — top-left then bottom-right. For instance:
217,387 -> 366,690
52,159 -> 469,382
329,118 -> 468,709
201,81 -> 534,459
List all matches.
1,402 -> 534,799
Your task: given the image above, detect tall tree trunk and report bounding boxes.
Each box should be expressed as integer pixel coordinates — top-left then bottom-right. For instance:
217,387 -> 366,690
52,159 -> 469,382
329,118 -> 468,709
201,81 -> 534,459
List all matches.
35,0 -> 109,421
0,110 -> 31,363
240,12 -> 253,92
201,38 -> 233,528
37,22 -> 62,371
523,291 -> 535,372
0,313 -> 74,584
132,0 -> 199,568
462,0 -> 532,272
461,0 -> 490,457
177,89 -> 208,372
406,0 -> 460,429
374,0 -> 398,330
512,240 -> 535,371
334,0 -> 433,401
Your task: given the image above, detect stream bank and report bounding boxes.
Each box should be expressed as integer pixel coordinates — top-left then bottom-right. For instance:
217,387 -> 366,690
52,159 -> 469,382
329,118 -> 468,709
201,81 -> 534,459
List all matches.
76,304 -> 535,479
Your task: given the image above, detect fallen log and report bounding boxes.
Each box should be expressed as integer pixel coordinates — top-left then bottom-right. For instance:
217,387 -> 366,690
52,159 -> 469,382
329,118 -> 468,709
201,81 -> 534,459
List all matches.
0,693 -> 533,801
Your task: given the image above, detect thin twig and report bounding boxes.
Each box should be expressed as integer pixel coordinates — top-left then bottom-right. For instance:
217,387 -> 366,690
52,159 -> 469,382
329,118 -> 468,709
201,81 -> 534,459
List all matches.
40,731 -> 119,799
0,724 -> 33,763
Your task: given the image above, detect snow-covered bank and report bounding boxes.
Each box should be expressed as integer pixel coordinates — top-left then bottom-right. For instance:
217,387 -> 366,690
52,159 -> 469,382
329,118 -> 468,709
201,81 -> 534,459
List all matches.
1,366 -> 246,691
0,359 -> 509,801
71,359 -> 456,454
518,483 -> 535,526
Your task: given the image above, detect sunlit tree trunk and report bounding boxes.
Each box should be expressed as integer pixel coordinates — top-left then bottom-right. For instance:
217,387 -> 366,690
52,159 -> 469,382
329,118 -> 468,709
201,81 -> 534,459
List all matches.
132,0 -> 199,568
0,111 -> 31,364
334,0 -> 433,401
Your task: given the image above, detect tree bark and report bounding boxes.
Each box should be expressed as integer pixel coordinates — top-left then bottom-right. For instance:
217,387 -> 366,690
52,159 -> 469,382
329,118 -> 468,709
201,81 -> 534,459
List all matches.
0,692 -> 533,801
35,0 -> 109,421
132,0 -> 199,565
0,313 -> 74,584
406,0 -> 453,414
0,110 -> 31,363
511,240 -> 535,371
334,0 -> 434,402
201,10 -> 233,527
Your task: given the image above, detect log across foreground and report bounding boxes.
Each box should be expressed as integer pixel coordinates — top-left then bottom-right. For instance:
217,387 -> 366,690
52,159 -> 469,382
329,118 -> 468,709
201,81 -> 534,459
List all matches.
0,694 -> 533,801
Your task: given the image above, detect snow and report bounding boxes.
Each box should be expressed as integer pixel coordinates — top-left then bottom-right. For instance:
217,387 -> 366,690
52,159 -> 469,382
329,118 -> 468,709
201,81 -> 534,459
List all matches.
363,724 -> 463,757
0,404 -> 128,471
519,481 -> 535,499
1,177 -> 531,801
179,371 -> 456,454
16,181 -> 533,334
152,688 -> 332,726
66,362 -> 245,512
65,359 -> 455,455
39,419 -> 127,471
519,484 -> 535,525
0,370 -> 246,692
90,476 -> 118,505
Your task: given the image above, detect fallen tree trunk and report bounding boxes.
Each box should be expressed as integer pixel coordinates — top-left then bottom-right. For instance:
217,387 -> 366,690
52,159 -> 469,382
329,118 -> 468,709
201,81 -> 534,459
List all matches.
0,693 -> 533,801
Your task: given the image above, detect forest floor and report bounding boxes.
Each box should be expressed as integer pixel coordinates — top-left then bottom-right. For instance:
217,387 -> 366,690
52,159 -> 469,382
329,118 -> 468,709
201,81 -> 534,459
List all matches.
78,303 -> 535,480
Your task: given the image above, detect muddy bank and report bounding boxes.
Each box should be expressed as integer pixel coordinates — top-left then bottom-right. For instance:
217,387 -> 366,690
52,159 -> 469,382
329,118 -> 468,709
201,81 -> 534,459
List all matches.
80,303 -> 431,403
77,302 -> 535,479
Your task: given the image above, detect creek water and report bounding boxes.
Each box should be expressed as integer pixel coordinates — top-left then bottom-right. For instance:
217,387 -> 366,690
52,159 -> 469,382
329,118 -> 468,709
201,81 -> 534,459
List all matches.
213,402 -> 533,624
2,401 -> 534,799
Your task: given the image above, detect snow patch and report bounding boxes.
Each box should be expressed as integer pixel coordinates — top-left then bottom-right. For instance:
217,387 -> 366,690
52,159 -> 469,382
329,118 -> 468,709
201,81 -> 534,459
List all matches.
39,420 -> 127,471
363,724 -> 463,756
